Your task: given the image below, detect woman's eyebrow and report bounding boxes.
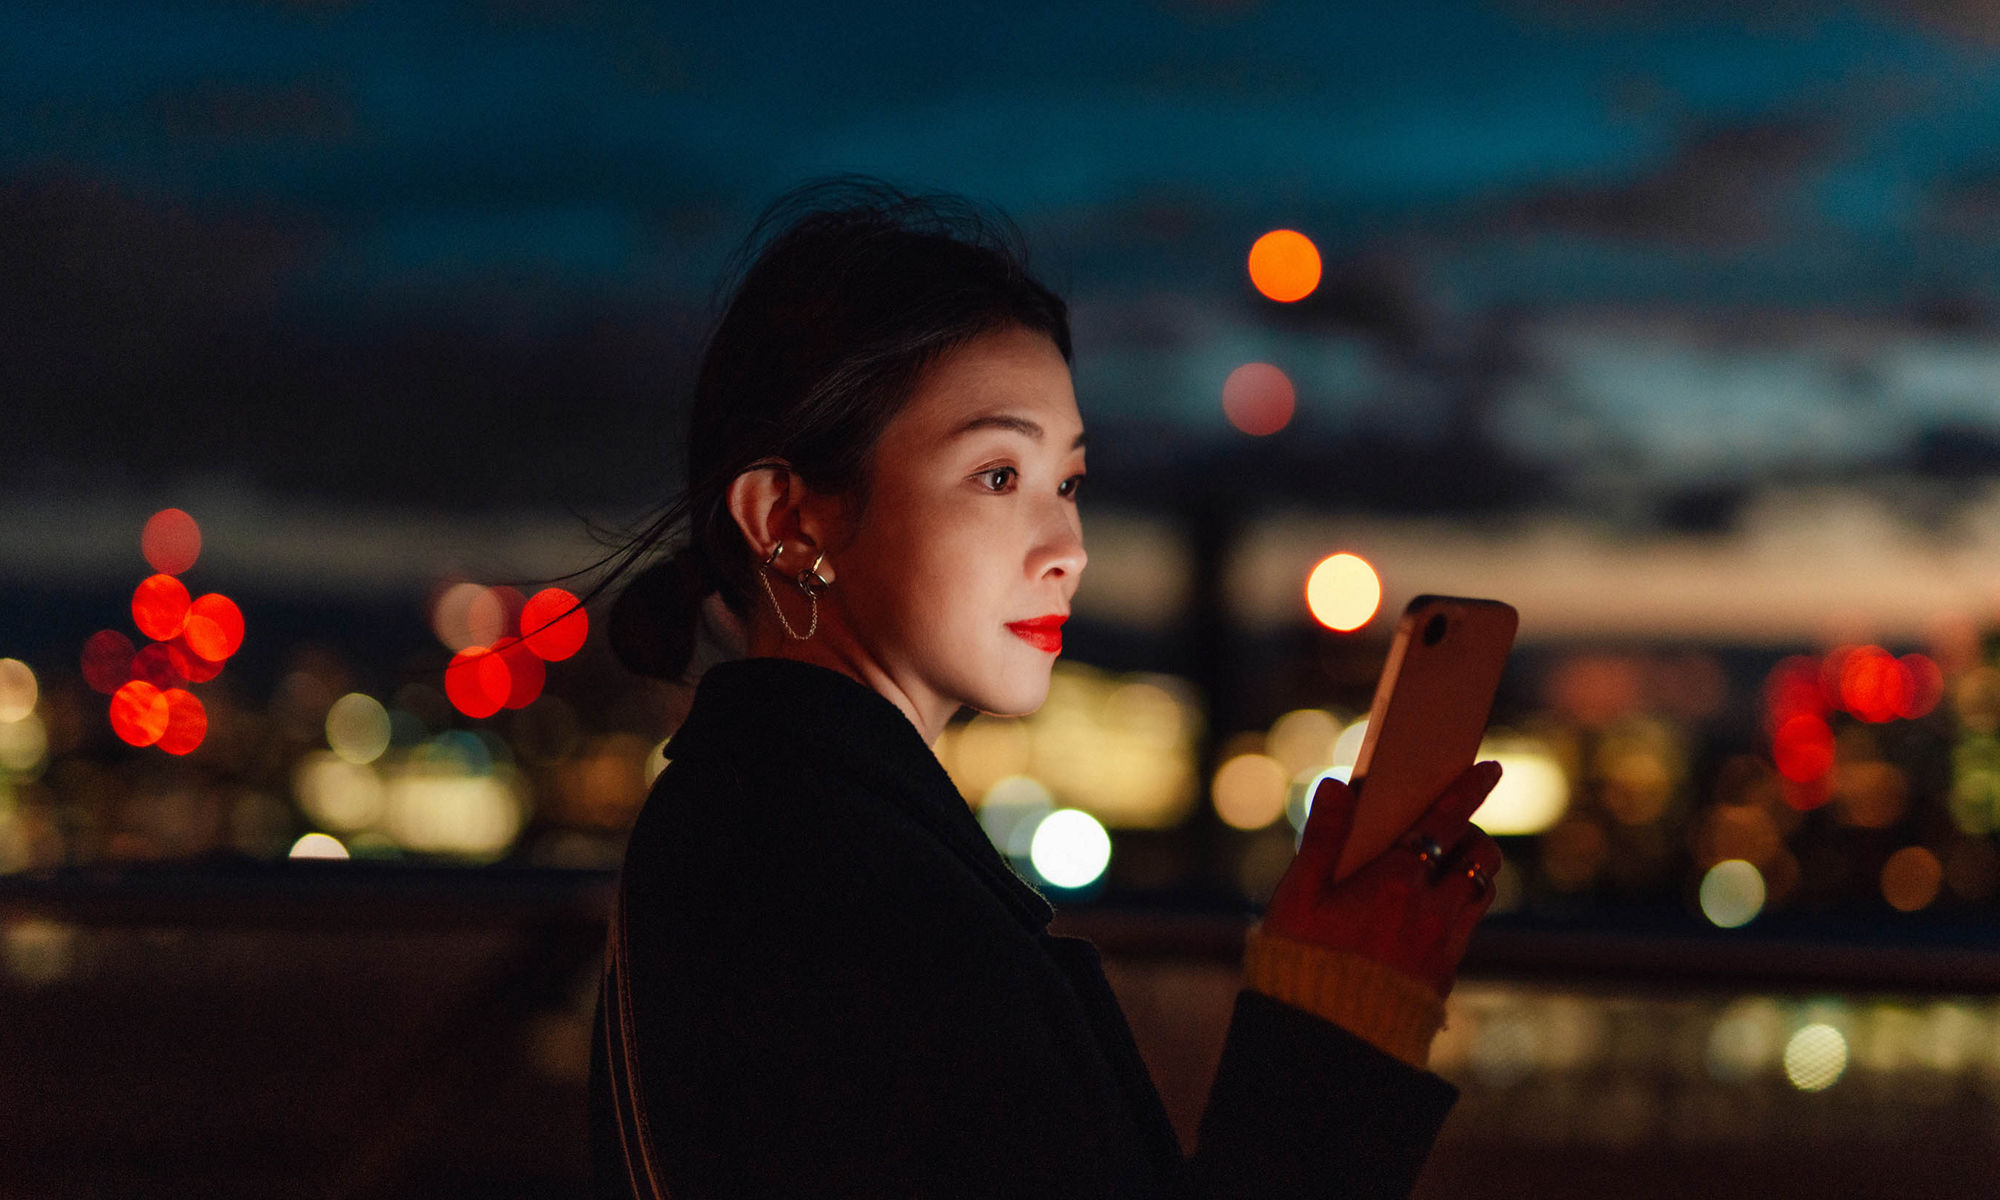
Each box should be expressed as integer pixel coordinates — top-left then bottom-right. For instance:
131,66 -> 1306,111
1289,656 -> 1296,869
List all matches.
948,413 -> 1089,449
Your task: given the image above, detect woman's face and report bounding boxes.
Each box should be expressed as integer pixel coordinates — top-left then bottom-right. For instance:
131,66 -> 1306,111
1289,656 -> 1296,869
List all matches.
827,324 -> 1087,733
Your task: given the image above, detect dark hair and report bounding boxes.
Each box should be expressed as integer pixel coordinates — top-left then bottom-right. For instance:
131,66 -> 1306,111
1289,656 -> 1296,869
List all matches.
600,178 -> 1071,680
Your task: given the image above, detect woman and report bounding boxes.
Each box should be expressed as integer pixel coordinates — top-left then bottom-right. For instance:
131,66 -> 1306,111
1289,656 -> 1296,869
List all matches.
589,179 -> 1503,1200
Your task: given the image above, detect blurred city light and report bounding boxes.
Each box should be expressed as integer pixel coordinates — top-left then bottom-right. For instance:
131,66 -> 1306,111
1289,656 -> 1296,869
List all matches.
1305,552 -> 1381,632
156,688 -> 207,756
1211,752 -> 1289,830
109,680 -> 170,747
182,593 -> 244,662
0,660 -> 37,723
521,588 -> 589,661
140,507 -> 202,575
132,574 -> 191,641
1247,229 -> 1321,302
1028,808 -> 1111,888
1220,362 -> 1295,437
1880,846 -> 1943,912
1783,1023 -> 1848,1092
1474,742 -> 1571,835
445,646 -> 511,719
81,630 -> 136,695
288,832 -> 350,860
325,693 -> 392,765
1699,859 -> 1766,928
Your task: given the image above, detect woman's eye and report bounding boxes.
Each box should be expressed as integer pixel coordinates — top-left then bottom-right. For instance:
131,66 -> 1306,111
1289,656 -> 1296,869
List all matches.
980,467 -> 1017,491
1059,474 -> 1085,499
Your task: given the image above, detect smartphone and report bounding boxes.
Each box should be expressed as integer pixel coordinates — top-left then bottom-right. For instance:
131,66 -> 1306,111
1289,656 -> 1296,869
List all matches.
1331,595 -> 1519,881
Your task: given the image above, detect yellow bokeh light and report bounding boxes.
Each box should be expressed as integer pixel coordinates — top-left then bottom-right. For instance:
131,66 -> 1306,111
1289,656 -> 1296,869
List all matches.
1247,228 -> 1322,302
1212,753 -> 1290,830
1473,744 -> 1572,835
289,832 -> 351,860
1699,859 -> 1766,928
1267,708 -> 1340,776
326,693 -> 393,765
294,751 -> 389,832
1305,553 -> 1381,632
1029,808 -> 1112,888
0,659 -> 37,723
0,715 -> 48,776
383,766 -> 526,859
1783,1023 -> 1848,1092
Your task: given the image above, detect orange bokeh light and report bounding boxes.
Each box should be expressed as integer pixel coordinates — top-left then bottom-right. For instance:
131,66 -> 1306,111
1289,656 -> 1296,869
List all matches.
183,593 -> 244,662
82,630 -> 137,695
1247,229 -> 1322,302
110,680 -> 170,747
1305,553 -> 1382,632
157,689 -> 207,756
445,646 -> 512,719
1773,713 -> 1835,783
166,636 -> 225,682
497,638 -> 546,709
1221,362 -> 1296,436
522,588 -> 589,661
141,508 -> 202,575
132,574 -> 191,642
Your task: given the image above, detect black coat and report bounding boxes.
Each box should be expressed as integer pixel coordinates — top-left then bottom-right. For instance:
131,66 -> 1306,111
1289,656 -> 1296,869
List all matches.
590,657 -> 1456,1199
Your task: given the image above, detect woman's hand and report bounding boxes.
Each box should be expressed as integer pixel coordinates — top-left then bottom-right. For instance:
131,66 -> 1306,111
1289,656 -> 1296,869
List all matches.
1258,762 -> 1505,997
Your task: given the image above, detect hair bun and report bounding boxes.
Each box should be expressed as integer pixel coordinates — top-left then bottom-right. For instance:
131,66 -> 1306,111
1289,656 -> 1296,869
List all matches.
608,549 -> 710,681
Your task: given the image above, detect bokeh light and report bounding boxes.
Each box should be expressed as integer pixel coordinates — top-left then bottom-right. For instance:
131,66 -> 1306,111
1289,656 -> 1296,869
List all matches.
1212,752 -> 1290,830
1305,553 -> 1381,632
165,636 -> 225,682
1267,708 -> 1340,776
130,642 -> 182,689
156,689 -> 207,756
141,508 -> 201,575
182,593 -> 244,661
0,659 -> 37,723
1898,653 -> 1944,719
289,832 -> 350,860
1474,745 -> 1572,835
1699,859 -> 1766,928
521,588 -> 588,661
326,693 -> 393,765
445,646 -> 511,719
1247,228 -> 1322,302
1772,714 -> 1834,784
1880,845 -> 1943,912
81,630 -> 137,695
978,774 -> 1057,858
497,639 -> 547,709
131,574 -> 190,642
432,582 -> 494,652
1028,808 -> 1112,888
294,752 -> 388,831
1783,1023 -> 1848,1092
1839,646 -> 1908,723
0,713 -> 49,775
109,680 -> 170,747
1221,362 -> 1296,436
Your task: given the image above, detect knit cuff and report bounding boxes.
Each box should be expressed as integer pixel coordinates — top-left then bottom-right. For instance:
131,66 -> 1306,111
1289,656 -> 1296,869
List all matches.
1241,925 -> 1447,1069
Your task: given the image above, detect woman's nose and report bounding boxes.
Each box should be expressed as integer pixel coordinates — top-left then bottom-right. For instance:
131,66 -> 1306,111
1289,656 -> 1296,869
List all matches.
1033,505 -> 1086,582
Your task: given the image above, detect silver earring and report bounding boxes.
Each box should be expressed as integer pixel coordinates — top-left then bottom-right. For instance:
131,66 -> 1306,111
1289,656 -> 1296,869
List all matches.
757,541 -> 819,640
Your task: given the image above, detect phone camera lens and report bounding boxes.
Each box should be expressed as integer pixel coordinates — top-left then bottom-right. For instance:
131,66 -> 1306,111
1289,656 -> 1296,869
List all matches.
1423,614 -> 1448,646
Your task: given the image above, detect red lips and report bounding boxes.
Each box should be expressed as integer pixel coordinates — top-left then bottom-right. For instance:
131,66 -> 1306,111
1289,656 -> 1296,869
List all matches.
1006,614 -> 1066,654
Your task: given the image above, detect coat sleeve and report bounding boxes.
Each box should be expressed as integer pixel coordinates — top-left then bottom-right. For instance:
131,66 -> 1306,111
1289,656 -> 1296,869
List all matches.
610,761 -> 1457,1200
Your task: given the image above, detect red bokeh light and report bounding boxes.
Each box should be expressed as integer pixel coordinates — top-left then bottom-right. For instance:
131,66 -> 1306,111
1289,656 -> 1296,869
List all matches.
166,636 -> 226,683
142,508 -> 202,575
130,642 -> 183,689
182,593 -> 244,662
1898,653 -> 1944,720
1782,775 -> 1833,812
1772,713 -> 1835,783
156,689 -> 208,755
1762,655 -> 1824,732
497,638 -> 546,709
521,588 -> 588,661
1221,362 -> 1297,437
110,680 -> 170,747
445,646 -> 512,718
82,630 -> 138,695
132,574 -> 191,642
1839,646 -> 1909,724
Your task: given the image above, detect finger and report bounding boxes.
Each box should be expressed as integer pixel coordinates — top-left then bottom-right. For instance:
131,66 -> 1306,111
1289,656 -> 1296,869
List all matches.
1439,831 -> 1503,908
1293,774 -> 1359,872
1405,761 -> 1503,845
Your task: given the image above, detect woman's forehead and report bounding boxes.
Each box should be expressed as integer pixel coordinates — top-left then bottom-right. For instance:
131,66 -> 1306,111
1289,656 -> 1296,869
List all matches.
898,327 -> 1082,440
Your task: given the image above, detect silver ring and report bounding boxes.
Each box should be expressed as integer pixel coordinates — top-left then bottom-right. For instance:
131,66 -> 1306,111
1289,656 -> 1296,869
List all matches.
1466,864 -> 1492,899
762,542 -> 784,569
1403,833 -> 1447,870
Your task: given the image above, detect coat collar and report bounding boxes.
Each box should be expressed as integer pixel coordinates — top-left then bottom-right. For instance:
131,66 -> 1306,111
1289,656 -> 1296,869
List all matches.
666,657 -> 1056,933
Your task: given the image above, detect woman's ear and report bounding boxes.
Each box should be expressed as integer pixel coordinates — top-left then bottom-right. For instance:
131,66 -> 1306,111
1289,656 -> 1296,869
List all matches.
724,462 -> 839,584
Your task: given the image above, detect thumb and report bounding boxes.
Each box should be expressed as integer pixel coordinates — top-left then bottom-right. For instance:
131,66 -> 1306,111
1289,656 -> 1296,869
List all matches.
1294,773 -> 1359,872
